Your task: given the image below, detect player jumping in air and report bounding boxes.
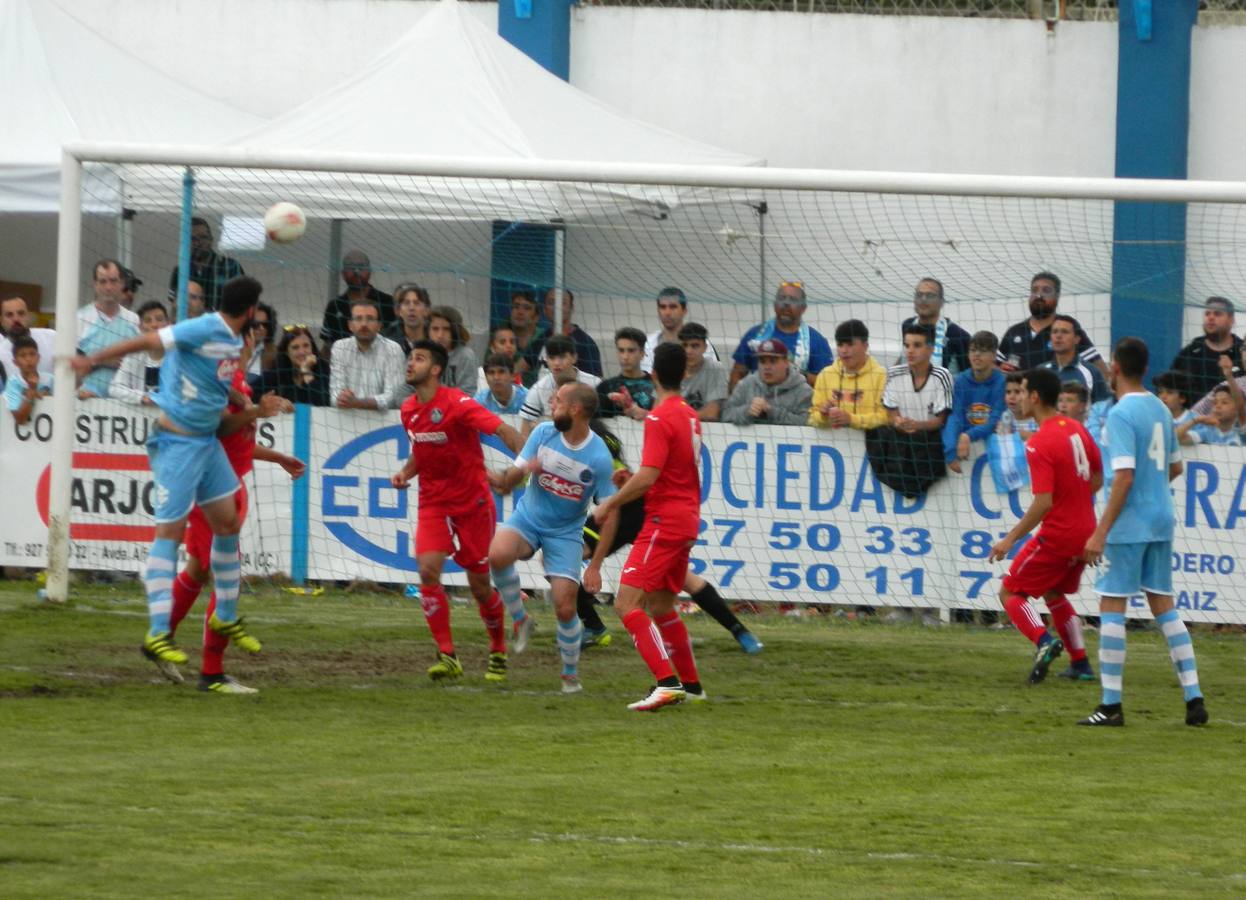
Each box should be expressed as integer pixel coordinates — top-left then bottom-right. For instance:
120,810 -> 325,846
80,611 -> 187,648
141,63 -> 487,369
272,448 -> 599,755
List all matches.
487,383 -> 617,694
392,340 -> 523,682
575,419 -> 763,654
989,368 -> 1102,685
593,342 -> 705,711
71,276 -> 264,667
159,329 -> 305,693
1078,337 -> 1208,727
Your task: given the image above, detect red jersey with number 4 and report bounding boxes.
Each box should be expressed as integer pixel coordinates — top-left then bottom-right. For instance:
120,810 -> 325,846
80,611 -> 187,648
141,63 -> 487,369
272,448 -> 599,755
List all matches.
639,395 -> 702,538
1026,414 -> 1102,555
221,370 -> 256,478
400,386 -> 502,511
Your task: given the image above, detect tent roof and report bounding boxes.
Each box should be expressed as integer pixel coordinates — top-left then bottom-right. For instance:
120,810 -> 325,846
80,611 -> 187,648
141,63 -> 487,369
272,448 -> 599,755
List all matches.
0,0 -> 265,212
232,0 -> 763,169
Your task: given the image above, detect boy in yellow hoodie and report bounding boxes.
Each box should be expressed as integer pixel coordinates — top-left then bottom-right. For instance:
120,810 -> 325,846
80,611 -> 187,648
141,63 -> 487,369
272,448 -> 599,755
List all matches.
809,319 -> 888,430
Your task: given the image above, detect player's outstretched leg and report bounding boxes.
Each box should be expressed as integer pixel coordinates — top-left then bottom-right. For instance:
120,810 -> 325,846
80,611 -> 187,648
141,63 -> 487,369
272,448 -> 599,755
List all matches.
654,607 -> 705,701
1154,606 -> 1207,726
205,533 -> 260,653
142,535 -> 188,666
1001,591 -> 1062,683
616,585 -> 683,712
490,529 -> 537,654
1045,594 -> 1093,681
1079,609 -> 1126,726
468,568 -> 507,683
686,574 -> 761,654
575,584 -> 611,648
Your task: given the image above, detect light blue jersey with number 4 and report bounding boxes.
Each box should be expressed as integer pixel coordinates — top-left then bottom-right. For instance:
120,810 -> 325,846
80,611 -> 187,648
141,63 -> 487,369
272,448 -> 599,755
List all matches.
1103,391 -> 1181,544
152,313 -> 243,435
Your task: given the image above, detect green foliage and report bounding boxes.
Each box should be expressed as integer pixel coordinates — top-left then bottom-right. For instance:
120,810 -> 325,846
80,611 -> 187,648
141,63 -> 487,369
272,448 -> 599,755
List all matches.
1,583 -> 1244,897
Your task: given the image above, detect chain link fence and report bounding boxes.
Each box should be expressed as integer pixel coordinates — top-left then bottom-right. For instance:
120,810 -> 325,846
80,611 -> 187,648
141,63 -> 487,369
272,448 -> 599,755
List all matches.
575,0 -> 1246,23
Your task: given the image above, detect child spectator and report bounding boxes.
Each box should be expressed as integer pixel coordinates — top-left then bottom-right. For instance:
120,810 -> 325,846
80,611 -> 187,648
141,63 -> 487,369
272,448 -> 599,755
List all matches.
474,353 -> 528,415
4,335 -> 52,425
1153,370 -> 1195,431
476,324 -> 523,388
809,319 -> 888,431
1057,381 -> 1090,422
987,372 -> 1034,492
519,334 -> 600,437
678,322 -> 728,421
597,327 -> 657,420
942,330 -> 1005,473
1180,383 -> 1246,446
721,338 -> 813,426
111,300 -> 169,405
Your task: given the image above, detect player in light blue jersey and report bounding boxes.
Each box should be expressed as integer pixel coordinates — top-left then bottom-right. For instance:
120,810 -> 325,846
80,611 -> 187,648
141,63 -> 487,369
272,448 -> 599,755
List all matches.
71,276 -> 264,671
487,382 -> 617,693
1079,337 -> 1207,727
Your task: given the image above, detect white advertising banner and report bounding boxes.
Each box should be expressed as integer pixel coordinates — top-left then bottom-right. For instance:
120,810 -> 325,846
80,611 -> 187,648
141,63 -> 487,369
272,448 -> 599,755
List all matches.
3,401 -> 1243,622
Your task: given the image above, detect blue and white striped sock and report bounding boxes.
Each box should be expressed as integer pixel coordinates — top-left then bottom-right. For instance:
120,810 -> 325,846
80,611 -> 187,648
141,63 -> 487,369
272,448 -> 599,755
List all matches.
492,564 -> 526,623
1156,608 -> 1202,702
1099,611 -> 1127,706
556,615 -> 583,677
211,534 -> 241,623
144,538 -> 178,637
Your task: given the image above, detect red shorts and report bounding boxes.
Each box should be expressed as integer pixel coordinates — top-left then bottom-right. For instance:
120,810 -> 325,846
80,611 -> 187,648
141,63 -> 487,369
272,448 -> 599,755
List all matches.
184,483 -> 248,566
619,524 -> 694,595
415,498 -> 495,574
1002,538 -> 1087,598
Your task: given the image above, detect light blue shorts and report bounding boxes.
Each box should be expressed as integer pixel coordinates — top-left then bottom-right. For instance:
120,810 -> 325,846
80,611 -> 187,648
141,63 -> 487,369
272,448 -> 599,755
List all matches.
146,427 -> 238,524
1095,540 -> 1173,598
498,506 -> 584,583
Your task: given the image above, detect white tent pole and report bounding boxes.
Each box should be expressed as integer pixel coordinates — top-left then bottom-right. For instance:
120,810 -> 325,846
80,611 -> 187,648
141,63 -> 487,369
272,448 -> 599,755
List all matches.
63,141 -> 1246,204
553,226 -> 565,335
46,151 -> 83,603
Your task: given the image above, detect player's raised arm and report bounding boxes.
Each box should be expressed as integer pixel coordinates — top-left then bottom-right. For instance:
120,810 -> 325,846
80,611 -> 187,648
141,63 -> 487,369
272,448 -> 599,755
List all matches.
494,421 -> 523,455
69,331 -> 162,379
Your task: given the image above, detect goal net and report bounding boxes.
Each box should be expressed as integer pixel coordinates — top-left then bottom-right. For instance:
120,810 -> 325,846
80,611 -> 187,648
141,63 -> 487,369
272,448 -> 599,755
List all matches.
20,145 -> 1246,624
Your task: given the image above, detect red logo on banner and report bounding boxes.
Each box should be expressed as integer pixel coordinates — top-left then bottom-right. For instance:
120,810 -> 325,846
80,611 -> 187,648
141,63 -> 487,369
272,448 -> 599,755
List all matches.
36,452 -> 155,542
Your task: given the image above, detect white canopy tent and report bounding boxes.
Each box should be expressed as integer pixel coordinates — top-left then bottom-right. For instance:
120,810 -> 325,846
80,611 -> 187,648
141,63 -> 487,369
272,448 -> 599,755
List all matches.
115,0 -> 764,222
0,0 -> 266,214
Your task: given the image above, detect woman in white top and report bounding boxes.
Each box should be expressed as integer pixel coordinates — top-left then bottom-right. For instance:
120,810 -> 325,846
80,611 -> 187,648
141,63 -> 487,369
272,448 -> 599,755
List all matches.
109,300 -> 169,405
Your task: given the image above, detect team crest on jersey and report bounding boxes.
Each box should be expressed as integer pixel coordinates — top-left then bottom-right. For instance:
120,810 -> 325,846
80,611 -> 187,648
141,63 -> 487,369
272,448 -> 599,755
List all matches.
216,358 -> 238,381
579,468 -> 592,483
537,472 -> 585,500
431,408 -> 443,423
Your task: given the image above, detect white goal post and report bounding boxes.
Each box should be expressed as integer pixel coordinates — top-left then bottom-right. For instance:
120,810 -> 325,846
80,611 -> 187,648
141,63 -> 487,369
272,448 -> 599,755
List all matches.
44,142 -> 1246,620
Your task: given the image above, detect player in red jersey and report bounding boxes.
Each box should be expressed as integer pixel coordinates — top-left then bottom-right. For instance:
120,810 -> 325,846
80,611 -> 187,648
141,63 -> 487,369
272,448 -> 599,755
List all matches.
159,332 -> 305,694
593,342 -> 704,711
989,368 -> 1103,685
392,340 -> 523,682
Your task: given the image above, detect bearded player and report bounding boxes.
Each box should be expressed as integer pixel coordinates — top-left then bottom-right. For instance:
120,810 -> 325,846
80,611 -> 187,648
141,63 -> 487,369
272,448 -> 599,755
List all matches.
593,342 -> 705,712
70,276 -> 262,668
487,382 -> 617,694
155,329 -> 305,693
988,368 -> 1102,685
392,340 -> 523,682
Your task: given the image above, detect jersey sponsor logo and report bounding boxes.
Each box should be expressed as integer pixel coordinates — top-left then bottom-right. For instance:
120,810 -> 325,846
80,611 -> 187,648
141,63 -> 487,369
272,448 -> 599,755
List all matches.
537,471 -> 585,500
411,431 -> 448,443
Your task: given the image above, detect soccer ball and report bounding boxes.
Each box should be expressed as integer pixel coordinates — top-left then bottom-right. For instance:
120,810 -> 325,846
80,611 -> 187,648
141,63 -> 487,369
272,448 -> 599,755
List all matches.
264,202 -> 306,243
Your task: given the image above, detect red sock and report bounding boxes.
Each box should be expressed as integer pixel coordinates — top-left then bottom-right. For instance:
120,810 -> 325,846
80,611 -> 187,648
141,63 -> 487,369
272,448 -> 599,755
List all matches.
201,592 -> 227,676
478,590 -> 506,653
170,571 -> 204,635
1045,595 -> 1087,662
621,609 -> 674,681
1003,594 -> 1049,645
654,611 -> 699,686
420,584 -> 455,655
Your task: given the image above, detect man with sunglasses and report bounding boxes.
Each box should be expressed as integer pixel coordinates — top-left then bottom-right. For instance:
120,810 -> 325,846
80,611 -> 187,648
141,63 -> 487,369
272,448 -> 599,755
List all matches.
998,272 -> 1107,378
729,280 -> 832,390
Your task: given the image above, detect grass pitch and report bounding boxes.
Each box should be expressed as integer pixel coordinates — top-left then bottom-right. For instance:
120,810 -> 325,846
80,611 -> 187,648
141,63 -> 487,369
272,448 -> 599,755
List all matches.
1,580 -> 1244,898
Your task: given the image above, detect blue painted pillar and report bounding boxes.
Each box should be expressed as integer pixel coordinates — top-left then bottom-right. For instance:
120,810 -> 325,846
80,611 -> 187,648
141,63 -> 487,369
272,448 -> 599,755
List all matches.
498,0 -> 574,80
1110,1 -> 1198,380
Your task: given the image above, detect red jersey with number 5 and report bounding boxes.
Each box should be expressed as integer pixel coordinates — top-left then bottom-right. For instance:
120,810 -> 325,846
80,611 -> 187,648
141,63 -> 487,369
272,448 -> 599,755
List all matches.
1025,414 -> 1102,555
400,386 -> 502,511
639,395 -> 702,538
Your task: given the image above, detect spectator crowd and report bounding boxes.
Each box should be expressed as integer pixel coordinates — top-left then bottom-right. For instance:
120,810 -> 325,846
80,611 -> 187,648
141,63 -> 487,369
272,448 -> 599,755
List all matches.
4,225 -> 1244,498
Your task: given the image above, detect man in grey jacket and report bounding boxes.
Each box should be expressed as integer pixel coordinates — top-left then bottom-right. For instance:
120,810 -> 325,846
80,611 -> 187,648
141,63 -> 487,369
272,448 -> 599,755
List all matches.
721,338 -> 813,426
